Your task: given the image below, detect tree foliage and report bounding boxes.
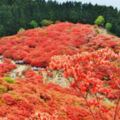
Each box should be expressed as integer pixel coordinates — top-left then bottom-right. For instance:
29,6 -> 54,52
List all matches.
0,0 -> 119,36
105,22 -> 113,31
30,20 -> 38,28
94,15 -> 105,26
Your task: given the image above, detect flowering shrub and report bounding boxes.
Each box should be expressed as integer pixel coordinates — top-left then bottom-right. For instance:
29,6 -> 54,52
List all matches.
79,34 -> 120,53
1,22 -> 120,67
0,59 -> 16,77
49,48 -> 120,119
0,22 -> 120,119
0,73 -> 89,120
0,22 -> 96,67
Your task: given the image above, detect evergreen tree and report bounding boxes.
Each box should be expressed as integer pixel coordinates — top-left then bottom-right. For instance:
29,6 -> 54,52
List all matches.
0,0 -> 119,37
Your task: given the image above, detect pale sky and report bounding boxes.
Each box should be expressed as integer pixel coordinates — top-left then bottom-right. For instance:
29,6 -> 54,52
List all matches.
56,0 -> 120,9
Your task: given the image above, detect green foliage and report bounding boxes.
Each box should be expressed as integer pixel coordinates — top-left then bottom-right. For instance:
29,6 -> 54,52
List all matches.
105,22 -> 112,31
0,25 -> 5,36
40,19 -> 54,26
30,20 -> 38,28
18,28 -> 25,33
0,0 -> 119,36
0,85 -> 7,93
94,16 -> 105,26
4,77 -> 15,84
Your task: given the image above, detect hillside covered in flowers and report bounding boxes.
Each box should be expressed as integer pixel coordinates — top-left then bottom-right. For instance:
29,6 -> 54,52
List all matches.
0,22 -> 120,120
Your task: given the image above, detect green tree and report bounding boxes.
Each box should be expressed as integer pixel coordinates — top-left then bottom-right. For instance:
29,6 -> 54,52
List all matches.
30,20 -> 38,28
94,15 -> 105,26
105,22 -> 112,31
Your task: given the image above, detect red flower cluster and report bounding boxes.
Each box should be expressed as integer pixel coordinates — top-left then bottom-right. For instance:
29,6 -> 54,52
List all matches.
0,59 -> 16,77
79,34 -> 120,53
0,22 -> 120,120
49,48 -> 120,119
0,22 -> 96,67
0,73 -> 89,120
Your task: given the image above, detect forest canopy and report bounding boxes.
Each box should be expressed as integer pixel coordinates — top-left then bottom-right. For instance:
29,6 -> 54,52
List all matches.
0,0 -> 119,37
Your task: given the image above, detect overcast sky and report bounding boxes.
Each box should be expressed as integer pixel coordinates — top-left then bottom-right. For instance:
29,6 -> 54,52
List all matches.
56,0 -> 120,9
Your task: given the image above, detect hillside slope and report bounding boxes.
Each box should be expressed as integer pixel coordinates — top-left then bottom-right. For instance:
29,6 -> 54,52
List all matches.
0,22 -> 120,120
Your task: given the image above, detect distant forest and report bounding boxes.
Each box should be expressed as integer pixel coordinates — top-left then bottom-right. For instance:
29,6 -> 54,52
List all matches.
0,0 -> 120,37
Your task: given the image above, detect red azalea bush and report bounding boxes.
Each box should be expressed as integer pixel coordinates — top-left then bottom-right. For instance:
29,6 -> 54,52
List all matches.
79,34 -> 120,53
0,59 -> 16,77
0,22 -> 96,67
0,22 -> 120,119
0,22 -> 120,67
0,72 -> 90,120
49,48 -> 120,120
